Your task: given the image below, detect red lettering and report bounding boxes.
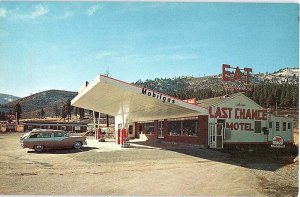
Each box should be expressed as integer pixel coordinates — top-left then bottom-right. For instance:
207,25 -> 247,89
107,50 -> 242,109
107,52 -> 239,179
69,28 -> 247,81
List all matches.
234,67 -> 243,82
227,108 -> 233,118
261,110 -> 267,120
234,123 -> 239,130
239,122 -> 245,130
221,107 -> 228,118
240,108 -> 245,119
222,64 -> 231,82
245,109 -> 251,119
226,122 -> 254,131
252,110 -> 258,120
209,106 -> 215,118
245,123 -> 253,131
235,108 -> 239,119
215,107 -> 222,118
226,122 -> 234,130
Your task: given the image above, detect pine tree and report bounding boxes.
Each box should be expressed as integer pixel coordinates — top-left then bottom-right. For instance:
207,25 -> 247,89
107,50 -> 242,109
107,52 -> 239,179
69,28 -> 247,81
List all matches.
41,108 -> 45,118
79,108 -> 85,120
65,99 -> 73,122
14,103 -> 22,124
61,104 -> 67,120
74,107 -> 78,120
54,104 -> 59,118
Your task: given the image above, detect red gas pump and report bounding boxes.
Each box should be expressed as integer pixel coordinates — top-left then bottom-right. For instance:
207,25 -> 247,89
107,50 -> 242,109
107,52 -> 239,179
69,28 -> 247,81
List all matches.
121,128 -> 126,145
117,129 -> 121,144
121,127 -> 130,148
95,128 -> 101,141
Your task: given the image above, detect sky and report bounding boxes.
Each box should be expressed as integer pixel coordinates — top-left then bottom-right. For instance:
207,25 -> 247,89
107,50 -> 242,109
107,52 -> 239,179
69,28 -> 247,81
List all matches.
0,2 -> 298,97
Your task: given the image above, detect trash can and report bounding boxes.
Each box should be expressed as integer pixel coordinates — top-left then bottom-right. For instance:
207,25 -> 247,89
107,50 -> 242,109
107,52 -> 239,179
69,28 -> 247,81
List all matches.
100,131 -> 106,142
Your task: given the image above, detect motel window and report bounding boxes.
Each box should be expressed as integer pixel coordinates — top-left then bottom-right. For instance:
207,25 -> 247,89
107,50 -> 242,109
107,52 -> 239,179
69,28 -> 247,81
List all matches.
268,122 -> 273,129
282,122 -> 286,131
288,123 -> 291,130
254,121 -> 261,133
145,122 -> 154,134
276,122 -> 280,131
129,125 -> 133,134
168,120 -> 181,136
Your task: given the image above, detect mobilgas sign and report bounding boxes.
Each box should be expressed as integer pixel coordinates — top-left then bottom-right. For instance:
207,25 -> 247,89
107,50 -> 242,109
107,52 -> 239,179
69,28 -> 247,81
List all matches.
142,88 -> 175,104
271,135 -> 285,148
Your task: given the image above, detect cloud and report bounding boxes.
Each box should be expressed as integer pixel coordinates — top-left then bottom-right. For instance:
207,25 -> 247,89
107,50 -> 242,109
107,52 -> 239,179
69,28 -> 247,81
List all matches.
86,5 -> 101,16
0,8 -> 7,17
30,5 -> 49,19
4,5 -> 49,20
59,10 -> 73,19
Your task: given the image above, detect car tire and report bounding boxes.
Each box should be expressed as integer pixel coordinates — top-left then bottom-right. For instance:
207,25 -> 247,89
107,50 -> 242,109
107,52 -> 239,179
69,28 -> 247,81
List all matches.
34,145 -> 44,152
73,141 -> 82,149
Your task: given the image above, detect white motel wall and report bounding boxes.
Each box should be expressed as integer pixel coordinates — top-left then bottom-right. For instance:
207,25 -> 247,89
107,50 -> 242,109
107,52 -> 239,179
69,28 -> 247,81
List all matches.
72,75 -> 294,149
204,93 -> 293,148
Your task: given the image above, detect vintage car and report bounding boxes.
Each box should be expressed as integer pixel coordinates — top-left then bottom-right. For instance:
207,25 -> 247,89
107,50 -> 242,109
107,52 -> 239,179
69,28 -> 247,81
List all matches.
20,129 -> 87,152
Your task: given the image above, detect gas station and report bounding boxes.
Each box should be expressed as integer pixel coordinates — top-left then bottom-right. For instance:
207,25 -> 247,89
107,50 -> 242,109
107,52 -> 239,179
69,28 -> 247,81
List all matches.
71,73 -> 294,149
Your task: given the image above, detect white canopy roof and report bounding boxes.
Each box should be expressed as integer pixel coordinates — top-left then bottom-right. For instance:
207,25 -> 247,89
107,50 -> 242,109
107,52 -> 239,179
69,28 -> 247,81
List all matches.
71,75 -> 207,122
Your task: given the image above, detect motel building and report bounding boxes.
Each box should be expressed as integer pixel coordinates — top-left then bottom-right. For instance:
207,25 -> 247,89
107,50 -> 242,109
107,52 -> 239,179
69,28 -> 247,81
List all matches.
71,75 -> 294,149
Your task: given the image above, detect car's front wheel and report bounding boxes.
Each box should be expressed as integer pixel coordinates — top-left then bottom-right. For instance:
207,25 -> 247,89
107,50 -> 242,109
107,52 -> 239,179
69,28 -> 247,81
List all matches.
34,145 -> 44,152
73,141 -> 82,149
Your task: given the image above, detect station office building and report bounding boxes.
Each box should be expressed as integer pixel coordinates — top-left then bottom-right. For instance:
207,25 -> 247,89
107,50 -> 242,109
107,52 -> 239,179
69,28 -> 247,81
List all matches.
71,75 -> 294,149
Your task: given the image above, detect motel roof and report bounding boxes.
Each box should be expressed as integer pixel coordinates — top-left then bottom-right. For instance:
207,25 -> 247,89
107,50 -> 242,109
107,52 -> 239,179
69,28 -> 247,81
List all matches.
196,92 -> 264,109
71,75 -> 207,122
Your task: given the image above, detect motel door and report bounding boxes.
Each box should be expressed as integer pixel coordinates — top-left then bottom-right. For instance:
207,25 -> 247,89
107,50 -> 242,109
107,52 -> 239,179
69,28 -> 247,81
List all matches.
209,123 -> 224,149
158,121 -> 164,138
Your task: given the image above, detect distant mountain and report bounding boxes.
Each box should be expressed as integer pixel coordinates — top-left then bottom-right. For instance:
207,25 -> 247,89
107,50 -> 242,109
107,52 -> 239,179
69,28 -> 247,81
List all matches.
253,67 -> 299,84
135,67 -> 299,93
0,90 -> 77,118
0,93 -> 20,105
0,67 -> 298,119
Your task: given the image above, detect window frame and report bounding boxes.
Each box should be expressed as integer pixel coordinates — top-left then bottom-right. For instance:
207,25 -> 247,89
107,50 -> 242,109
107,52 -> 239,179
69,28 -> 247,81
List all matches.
276,122 -> 280,131
254,121 -> 262,133
282,122 -> 287,131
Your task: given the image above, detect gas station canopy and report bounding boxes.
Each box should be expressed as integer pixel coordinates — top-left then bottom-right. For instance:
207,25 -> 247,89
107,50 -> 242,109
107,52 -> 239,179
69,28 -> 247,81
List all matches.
71,75 -> 207,122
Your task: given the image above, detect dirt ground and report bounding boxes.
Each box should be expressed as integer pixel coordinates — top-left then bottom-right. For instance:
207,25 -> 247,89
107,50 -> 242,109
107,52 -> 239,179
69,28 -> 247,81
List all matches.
0,133 -> 298,196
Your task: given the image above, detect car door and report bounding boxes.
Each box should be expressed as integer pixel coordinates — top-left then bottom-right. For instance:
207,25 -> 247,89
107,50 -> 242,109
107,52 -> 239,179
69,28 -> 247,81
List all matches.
53,131 -> 69,148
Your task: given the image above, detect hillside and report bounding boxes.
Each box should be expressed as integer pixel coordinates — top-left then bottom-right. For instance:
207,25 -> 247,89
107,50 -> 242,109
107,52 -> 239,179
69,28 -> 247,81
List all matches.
0,67 -> 298,119
0,90 -> 77,118
0,93 -> 20,105
135,68 -> 299,94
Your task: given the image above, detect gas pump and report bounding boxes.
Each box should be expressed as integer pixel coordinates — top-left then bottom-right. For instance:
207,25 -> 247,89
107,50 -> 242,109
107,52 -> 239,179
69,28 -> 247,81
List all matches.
95,128 -> 101,141
121,127 -> 130,148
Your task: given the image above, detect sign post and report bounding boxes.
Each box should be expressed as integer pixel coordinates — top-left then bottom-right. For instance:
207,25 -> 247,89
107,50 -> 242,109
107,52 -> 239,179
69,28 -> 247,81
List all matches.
271,135 -> 285,160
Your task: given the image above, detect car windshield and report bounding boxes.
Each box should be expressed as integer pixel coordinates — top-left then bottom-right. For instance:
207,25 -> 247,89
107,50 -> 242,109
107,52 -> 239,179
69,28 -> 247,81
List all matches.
21,133 -> 30,139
